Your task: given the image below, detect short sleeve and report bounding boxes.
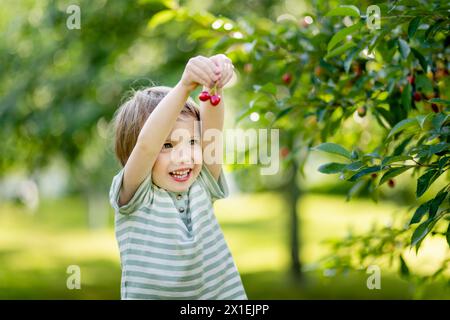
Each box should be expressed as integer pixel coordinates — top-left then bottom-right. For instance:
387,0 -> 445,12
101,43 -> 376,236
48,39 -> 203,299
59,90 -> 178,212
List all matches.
109,168 -> 154,215
197,165 -> 229,202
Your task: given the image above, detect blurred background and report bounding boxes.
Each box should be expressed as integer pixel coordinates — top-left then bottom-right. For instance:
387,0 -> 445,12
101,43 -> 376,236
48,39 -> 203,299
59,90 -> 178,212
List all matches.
0,0 -> 449,299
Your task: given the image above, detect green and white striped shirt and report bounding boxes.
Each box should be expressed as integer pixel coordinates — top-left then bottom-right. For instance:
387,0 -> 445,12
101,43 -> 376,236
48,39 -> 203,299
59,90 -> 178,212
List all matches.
109,165 -> 247,300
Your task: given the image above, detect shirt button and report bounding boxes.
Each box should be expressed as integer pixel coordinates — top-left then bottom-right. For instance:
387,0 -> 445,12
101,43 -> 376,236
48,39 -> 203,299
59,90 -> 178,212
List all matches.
179,207 -> 185,213
176,194 -> 182,200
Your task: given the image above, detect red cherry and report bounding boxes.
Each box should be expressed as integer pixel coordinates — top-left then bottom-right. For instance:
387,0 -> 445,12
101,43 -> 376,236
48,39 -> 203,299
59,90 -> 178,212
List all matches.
435,68 -> 449,80
282,73 -> 292,85
431,103 -> 439,113
210,94 -> 221,106
280,147 -> 290,159
314,66 -> 324,77
407,75 -> 415,85
413,91 -> 422,102
352,63 -> 362,76
371,173 -> 378,179
198,91 -> 210,102
388,179 -> 395,188
244,63 -> 253,74
357,106 -> 367,117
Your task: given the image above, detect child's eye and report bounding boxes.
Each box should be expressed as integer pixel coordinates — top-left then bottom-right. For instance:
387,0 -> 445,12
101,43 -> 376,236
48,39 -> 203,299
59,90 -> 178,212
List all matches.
190,139 -> 200,145
163,142 -> 173,149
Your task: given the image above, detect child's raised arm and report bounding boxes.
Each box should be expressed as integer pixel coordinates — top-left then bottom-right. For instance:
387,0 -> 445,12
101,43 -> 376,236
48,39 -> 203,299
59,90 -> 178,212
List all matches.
199,54 -> 235,181
119,56 -> 220,206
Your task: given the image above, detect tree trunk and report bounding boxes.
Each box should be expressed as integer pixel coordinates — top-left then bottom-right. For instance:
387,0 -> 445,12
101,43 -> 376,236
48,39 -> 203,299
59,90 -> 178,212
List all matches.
285,161 -> 302,280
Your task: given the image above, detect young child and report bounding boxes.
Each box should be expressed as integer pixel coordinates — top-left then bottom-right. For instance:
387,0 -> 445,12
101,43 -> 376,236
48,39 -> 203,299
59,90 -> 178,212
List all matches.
109,54 -> 248,300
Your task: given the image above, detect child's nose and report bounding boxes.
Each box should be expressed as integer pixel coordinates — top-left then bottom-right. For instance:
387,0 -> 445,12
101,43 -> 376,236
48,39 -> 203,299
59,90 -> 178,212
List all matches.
174,144 -> 193,163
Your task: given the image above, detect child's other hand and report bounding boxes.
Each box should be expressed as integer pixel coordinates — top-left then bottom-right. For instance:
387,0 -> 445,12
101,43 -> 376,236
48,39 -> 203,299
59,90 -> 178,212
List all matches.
209,54 -> 234,89
181,55 -> 221,92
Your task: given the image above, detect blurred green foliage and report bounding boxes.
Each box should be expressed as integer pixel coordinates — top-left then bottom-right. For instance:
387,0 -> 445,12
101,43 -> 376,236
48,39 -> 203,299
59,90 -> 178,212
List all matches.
147,0 -> 450,283
1,0 -> 449,296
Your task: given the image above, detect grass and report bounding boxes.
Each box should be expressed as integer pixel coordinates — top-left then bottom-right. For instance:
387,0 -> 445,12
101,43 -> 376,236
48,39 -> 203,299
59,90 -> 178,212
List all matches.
0,193 -> 448,299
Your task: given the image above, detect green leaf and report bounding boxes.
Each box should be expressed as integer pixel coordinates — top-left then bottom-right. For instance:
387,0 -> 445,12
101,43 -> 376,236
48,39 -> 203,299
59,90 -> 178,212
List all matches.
438,156 -> 450,170
328,22 -> 362,52
432,113 -> 449,130
429,98 -> 450,105
255,82 -> 277,95
346,160 -> 365,171
410,201 -> 430,225
324,41 -> 357,59
348,166 -> 382,182
326,5 -> 360,18
148,10 -> 176,30
399,255 -> 410,277
446,223 -> 450,248
416,114 -> 432,129
408,17 -> 421,39
344,48 -> 359,73
350,150 -> 359,160
312,143 -> 353,159
139,0 -> 177,9
376,92 -> 389,101
374,106 -> 395,128
381,155 -> 412,166
416,144 -> 445,158
411,48 -> 428,71
416,169 -> 440,198
429,142 -> 449,156
393,136 -> 414,156
318,162 -> 348,174
379,166 -> 412,185
414,75 -> 434,96
401,83 -> 412,112
387,118 -> 418,139
425,19 -> 445,39
398,39 -> 410,59
272,107 -> 293,123
411,218 -> 437,252
429,191 -> 447,219
346,179 -> 367,201
369,29 -> 389,52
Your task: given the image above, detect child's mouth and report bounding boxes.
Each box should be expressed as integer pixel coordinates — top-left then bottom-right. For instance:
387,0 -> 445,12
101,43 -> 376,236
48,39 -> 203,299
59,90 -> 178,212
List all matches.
169,168 -> 192,182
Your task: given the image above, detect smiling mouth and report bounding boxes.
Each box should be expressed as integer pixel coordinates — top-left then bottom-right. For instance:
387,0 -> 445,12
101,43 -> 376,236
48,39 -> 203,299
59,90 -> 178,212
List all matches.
169,168 -> 192,182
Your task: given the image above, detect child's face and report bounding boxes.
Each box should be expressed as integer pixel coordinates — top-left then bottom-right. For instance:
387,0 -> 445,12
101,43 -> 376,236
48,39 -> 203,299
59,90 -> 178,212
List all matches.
152,115 -> 202,193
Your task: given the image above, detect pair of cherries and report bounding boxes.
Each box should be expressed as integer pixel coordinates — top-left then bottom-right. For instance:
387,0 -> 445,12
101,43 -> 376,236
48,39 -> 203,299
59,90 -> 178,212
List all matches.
198,83 -> 221,106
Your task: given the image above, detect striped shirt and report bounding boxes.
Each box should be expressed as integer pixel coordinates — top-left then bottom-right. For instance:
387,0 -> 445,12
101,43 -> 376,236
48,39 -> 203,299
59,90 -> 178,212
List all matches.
109,165 -> 247,300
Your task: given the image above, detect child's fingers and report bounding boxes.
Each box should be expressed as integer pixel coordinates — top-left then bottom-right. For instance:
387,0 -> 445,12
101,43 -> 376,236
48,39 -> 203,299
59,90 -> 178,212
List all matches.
219,62 -> 234,87
209,56 -> 222,71
189,63 -> 214,88
196,56 -> 220,82
218,57 -> 233,87
223,63 -> 233,86
208,57 -> 224,87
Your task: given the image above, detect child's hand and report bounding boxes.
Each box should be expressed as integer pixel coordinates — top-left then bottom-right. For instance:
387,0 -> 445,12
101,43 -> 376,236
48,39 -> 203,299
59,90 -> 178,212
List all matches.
180,55 -> 221,92
209,54 -> 234,89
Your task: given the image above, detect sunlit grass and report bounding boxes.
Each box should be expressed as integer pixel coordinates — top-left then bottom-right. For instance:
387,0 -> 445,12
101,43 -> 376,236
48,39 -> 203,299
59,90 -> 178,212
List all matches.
0,193 -> 448,299
217,193 -> 449,277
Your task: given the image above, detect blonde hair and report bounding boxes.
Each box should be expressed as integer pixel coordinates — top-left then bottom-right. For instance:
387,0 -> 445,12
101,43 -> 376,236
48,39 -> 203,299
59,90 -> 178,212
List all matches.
112,86 -> 200,167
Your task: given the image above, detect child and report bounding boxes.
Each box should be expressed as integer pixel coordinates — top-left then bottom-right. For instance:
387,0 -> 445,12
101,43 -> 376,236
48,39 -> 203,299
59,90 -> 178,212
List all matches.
109,54 -> 247,300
